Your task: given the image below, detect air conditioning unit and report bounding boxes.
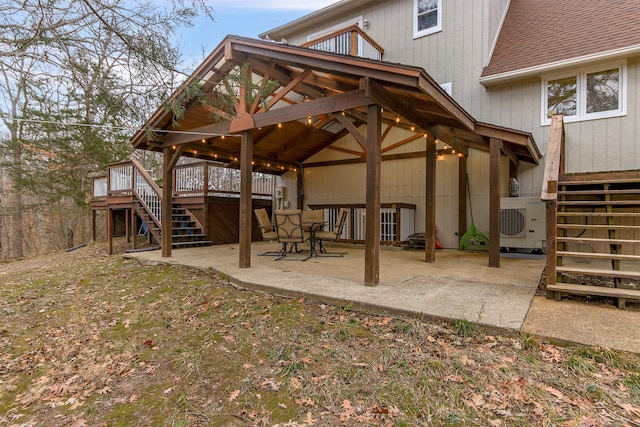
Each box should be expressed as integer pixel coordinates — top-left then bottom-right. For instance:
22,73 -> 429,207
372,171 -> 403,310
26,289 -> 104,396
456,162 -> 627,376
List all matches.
500,197 -> 546,253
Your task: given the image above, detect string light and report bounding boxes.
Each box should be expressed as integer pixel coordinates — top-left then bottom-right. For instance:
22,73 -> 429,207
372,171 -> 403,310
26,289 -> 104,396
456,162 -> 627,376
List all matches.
410,126 -> 415,131
395,117 -> 400,123
277,123 -> 282,128
201,138 -> 205,143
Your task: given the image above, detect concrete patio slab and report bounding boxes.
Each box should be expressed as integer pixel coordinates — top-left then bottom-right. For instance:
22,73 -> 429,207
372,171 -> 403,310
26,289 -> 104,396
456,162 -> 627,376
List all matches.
125,243 -> 640,353
125,243 -> 544,332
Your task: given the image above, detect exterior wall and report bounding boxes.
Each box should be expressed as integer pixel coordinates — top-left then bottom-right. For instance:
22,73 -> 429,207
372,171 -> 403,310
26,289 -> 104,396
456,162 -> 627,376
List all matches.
275,0 -> 639,246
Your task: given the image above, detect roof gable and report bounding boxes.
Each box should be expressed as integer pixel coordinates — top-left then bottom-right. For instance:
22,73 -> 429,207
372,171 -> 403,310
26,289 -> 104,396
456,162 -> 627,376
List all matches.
131,36 -> 540,169
482,0 -> 640,80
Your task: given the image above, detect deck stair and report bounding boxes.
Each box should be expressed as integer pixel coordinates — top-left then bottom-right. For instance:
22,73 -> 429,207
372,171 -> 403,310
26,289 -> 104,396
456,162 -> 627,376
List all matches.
129,159 -> 211,249
546,173 -> 640,308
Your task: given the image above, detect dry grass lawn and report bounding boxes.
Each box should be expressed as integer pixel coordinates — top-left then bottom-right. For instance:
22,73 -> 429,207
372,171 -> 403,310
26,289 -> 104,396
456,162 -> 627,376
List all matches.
1,241 -> 640,426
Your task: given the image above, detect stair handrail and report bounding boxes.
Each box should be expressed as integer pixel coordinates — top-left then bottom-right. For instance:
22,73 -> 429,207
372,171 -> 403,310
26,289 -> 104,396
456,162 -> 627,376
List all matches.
541,114 -> 565,201
541,114 -> 564,287
131,158 -> 163,227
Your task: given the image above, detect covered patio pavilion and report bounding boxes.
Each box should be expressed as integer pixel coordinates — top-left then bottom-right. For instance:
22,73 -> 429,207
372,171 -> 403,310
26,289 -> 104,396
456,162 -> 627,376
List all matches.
131,35 -> 541,286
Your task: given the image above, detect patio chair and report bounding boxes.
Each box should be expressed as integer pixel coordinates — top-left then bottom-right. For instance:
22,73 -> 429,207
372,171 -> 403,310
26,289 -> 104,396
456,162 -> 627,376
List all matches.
274,209 -> 311,261
313,207 -> 348,256
254,208 -> 280,256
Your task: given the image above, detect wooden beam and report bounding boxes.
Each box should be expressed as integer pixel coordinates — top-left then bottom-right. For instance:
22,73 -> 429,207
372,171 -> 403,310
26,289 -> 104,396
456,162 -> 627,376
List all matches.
425,134 -> 436,262
364,104 -> 381,286
500,141 -> 519,166
239,130 -> 253,268
458,153 -> 467,248
382,133 -> 423,154
250,62 -> 276,114
162,145 -> 173,258
361,77 -> 428,131
325,145 -> 365,157
164,89 -> 372,146
167,145 -> 185,171
489,138 -> 501,267
334,113 -> 367,151
260,69 -> 311,113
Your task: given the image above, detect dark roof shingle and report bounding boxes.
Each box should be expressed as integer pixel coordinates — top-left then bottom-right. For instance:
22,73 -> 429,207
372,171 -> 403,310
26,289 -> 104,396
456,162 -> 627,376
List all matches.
482,0 -> 640,78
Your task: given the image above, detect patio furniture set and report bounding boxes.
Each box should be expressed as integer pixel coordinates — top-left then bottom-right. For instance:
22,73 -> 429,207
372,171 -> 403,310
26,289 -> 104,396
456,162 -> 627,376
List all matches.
254,208 -> 348,261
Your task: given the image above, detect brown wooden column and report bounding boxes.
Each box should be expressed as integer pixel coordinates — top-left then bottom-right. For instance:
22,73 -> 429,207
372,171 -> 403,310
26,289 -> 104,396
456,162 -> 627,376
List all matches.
91,210 -> 97,242
161,146 -> 173,257
489,138 -> 501,267
131,207 -> 137,250
458,153 -> 467,248
364,104 -> 381,286
239,130 -> 253,268
125,208 -> 131,243
107,208 -> 113,255
425,134 -> 436,262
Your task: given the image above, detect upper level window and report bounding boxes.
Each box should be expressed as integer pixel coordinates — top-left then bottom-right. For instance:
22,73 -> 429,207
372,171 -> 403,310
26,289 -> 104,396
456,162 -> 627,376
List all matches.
414,0 -> 442,39
542,62 -> 626,125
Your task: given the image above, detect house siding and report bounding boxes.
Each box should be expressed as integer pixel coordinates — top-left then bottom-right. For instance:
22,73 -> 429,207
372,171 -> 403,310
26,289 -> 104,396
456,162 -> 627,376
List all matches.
275,0 -> 640,248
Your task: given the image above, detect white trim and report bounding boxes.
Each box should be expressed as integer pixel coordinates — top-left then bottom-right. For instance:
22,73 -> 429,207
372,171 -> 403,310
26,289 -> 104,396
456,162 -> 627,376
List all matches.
540,61 -> 627,126
413,0 -> 442,39
306,16 -> 364,41
481,44 -> 640,86
486,1 -> 511,67
440,81 -> 452,96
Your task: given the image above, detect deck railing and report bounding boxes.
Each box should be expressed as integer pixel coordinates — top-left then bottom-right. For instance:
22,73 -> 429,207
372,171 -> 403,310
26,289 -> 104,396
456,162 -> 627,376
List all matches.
174,161 -> 274,199
131,159 -> 163,225
301,24 -> 384,61
95,160 -> 275,201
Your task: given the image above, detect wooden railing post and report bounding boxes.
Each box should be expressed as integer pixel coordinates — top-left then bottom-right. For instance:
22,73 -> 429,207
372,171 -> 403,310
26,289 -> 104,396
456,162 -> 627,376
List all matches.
541,115 -> 565,291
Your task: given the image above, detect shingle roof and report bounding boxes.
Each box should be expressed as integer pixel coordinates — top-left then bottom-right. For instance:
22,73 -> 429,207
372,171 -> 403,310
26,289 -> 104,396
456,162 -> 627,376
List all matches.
482,0 -> 640,78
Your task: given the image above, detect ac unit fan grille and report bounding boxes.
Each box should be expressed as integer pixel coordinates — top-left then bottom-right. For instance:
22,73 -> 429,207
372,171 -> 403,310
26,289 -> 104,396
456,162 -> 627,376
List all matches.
500,208 -> 526,237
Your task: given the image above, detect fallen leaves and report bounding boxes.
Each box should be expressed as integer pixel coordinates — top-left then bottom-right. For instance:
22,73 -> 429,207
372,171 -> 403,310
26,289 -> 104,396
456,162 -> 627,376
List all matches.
3,242 -> 640,427
228,389 -> 241,402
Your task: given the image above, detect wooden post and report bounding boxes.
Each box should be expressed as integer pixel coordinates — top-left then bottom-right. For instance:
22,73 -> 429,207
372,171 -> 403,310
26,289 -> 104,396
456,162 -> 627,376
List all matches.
364,104 -> 381,286
107,208 -> 113,255
425,134 -> 436,262
125,208 -> 131,243
545,200 -> 557,293
91,210 -> 97,242
489,138 -> 501,267
203,162 -> 209,198
239,130 -> 253,268
458,153 -> 467,248
162,146 -> 173,257
131,207 -> 137,250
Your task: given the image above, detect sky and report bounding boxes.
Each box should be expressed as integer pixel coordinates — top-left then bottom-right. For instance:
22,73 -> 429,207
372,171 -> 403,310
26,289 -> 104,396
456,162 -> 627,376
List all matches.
176,0 -> 339,71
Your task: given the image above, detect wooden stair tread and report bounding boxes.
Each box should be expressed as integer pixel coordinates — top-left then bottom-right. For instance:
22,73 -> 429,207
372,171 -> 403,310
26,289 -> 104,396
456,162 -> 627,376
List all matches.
557,266 -> 640,279
557,212 -> 639,217
172,240 -> 213,248
558,200 -> 640,206
558,251 -> 640,261
558,236 -> 640,245
559,189 -> 640,195
559,177 -> 640,186
558,224 -> 640,230
547,283 -> 640,299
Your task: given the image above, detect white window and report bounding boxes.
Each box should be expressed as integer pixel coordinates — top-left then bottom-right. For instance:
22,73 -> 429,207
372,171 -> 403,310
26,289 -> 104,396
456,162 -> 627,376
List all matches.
542,62 -> 626,125
414,0 -> 442,39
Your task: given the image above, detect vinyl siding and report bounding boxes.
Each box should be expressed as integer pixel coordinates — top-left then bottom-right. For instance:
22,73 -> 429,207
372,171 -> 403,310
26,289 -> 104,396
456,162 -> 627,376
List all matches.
274,0 -> 640,247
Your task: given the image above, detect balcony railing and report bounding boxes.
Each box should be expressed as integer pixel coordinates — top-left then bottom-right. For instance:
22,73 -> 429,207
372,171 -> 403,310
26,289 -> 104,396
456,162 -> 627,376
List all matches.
301,24 -> 384,61
174,161 -> 274,199
93,160 -> 274,200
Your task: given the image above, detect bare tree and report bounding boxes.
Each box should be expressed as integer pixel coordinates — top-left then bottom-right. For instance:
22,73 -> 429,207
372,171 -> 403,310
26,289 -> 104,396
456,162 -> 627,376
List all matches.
0,0 -> 213,258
